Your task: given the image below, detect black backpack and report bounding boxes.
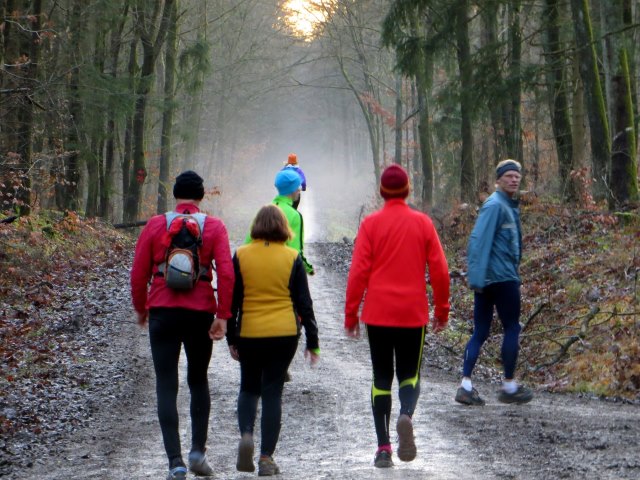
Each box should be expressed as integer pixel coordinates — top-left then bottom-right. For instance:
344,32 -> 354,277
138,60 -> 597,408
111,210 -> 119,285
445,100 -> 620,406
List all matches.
160,212 -> 207,290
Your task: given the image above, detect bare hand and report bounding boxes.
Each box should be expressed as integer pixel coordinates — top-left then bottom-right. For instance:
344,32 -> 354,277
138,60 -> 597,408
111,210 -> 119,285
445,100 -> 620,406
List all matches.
432,320 -> 448,334
229,345 -> 239,361
345,324 -> 360,338
209,317 -> 227,340
137,311 -> 148,328
305,349 -> 320,366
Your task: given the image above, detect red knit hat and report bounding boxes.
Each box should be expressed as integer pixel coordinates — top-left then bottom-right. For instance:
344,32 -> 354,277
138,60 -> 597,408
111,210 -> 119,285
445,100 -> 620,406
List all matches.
287,153 -> 298,165
380,164 -> 409,200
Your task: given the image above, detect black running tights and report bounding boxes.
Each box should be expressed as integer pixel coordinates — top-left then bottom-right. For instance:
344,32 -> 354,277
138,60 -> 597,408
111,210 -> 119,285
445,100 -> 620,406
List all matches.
366,324 -> 425,447
236,336 -> 298,457
149,308 -> 214,469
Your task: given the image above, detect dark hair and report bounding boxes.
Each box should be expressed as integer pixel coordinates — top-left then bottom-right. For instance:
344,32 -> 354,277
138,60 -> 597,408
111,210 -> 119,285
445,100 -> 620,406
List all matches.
250,205 -> 292,243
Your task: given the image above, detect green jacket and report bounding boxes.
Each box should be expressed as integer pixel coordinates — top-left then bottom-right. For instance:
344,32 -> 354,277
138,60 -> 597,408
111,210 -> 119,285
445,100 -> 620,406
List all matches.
245,195 -> 314,274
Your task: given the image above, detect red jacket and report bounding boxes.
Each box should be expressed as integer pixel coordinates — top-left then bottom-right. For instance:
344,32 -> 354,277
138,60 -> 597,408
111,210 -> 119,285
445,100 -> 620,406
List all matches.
130,203 -> 234,318
344,199 -> 450,329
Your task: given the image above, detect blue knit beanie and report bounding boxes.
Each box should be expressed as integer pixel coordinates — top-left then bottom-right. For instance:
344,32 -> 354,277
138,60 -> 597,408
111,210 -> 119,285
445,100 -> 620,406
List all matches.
274,169 -> 302,195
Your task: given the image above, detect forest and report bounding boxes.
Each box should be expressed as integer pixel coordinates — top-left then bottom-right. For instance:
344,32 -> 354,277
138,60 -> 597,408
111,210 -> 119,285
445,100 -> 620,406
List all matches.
1,2 -> 639,477
0,0 -> 638,230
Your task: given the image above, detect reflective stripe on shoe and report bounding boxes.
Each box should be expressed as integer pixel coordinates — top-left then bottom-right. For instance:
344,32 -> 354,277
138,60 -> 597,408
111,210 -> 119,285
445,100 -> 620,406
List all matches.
167,466 -> 187,480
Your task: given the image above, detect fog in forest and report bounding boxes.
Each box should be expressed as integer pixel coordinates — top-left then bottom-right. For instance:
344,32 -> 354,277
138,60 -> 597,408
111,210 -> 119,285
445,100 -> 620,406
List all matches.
186,3 -> 380,243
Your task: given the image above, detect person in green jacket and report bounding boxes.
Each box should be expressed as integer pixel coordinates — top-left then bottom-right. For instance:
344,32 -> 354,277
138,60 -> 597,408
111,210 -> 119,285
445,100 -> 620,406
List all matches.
246,168 -> 314,275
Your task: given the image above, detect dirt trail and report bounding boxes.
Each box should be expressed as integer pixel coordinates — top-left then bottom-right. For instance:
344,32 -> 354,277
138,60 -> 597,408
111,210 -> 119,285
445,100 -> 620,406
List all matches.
11,243 -> 640,479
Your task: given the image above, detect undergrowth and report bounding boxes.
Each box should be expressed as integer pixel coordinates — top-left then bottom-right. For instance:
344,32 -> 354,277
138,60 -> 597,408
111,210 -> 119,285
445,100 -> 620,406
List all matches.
0,211 -> 132,436
444,202 -> 640,402
0,205 -> 638,403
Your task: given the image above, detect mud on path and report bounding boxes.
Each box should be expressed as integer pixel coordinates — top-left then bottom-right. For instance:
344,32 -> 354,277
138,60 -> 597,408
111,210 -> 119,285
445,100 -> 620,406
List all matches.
8,243 -> 640,479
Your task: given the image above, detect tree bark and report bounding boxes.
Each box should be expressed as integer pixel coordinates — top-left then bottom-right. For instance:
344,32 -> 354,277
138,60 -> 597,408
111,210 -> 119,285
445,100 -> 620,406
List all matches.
415,43 -> 434,207
456,0 -> 475,203
543,0 -> 576,201
62,0 -> 84,212
123,0 -> 176,222
101,0 -> 129,220
507,0 -> 523,164
570,0 -> 611,202
481,0 -> 507,165
606,0 -> 638,208
607,30 -> 638,205
14,0 -> 43,215
394,69 -> 402,165
157,0 -> 178,214
121,38 -> 137,213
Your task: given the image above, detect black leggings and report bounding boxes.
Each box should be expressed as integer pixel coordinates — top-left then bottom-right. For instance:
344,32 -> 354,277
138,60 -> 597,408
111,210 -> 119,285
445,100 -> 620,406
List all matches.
366,324 -> 426,447
149,308 -> 214,469
236,336 -> 298,456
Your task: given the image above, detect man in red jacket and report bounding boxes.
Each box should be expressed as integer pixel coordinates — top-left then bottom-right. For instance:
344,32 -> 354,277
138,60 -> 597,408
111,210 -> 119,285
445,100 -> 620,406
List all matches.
344,164 -> 450,469
130,170 -> 234,480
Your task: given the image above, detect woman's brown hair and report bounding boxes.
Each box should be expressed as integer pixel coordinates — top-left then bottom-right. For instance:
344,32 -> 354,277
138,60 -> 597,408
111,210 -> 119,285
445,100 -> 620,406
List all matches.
250,204 -> 293,243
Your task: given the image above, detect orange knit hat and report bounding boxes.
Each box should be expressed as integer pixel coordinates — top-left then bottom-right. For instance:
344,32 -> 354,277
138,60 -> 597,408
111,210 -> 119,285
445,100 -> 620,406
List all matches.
287,153 -> 298,165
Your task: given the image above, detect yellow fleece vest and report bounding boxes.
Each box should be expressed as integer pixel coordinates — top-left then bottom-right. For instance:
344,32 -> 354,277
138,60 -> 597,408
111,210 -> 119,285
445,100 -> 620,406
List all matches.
236,241 -> 299,338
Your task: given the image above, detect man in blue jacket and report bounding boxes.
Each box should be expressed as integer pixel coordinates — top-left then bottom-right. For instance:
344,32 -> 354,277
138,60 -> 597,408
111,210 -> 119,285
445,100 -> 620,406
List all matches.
455,159 -> 533,406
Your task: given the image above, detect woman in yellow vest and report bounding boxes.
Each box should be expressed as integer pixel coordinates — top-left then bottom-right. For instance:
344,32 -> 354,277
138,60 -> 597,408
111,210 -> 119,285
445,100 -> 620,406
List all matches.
227,204 -> 320,476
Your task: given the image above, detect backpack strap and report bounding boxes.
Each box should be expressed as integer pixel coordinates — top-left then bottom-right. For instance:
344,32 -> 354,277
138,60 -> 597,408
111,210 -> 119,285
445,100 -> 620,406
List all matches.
164,211 -> 207,234
156,212 -> 210,280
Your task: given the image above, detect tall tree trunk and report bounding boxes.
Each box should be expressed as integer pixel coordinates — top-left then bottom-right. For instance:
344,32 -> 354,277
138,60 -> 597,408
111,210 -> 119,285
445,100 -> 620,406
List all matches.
570,0 -> 611,202
122,38 -> 137,213
13,0 -> 43,215
571,54 -> 588,198
85,143 -> 100,217
543,0 -> 576,201
336,54 -> 381,187
507,0 -> 523,163
0,0 -> 6,67
101,0 -> 129,219
86,24 -> 106,218
456,0 -> 475,203
157,0 -> 178,214
63,0 -> 84,212
414,37 -> 434,208
604,0 -> 638,207
481,0 -> 507,165
123,0 -> 175,222
394,69 -> 402,165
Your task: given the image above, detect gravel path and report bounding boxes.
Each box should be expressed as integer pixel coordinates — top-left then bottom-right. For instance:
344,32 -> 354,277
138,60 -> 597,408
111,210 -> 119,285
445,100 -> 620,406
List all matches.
5,243 -> 640,479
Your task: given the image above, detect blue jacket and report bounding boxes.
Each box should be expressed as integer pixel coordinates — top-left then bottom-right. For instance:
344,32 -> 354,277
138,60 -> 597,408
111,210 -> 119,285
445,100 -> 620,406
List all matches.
467,190 -> 522,290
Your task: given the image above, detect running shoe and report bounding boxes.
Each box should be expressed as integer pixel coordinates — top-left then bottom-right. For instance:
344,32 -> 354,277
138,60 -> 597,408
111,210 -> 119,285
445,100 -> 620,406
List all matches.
396,414 -> 417,462
498,385 -> 533,404
373,447 -> 393,468
166,466 -> 187,480
455,386 -> 486,406
258,455 -> 280,476
188,450 -> 214,476
236,433 -> 255,472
